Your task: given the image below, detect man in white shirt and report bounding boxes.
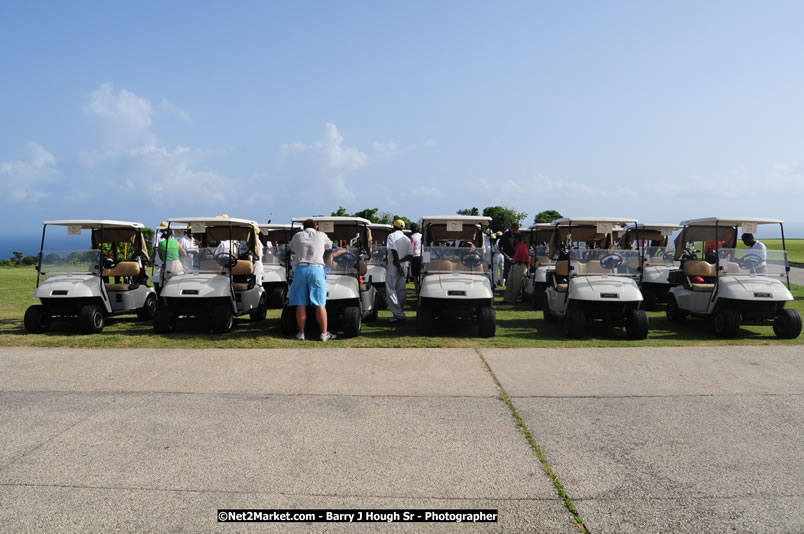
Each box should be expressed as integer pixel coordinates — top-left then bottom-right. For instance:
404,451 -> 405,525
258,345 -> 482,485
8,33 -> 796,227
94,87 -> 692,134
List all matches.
741,233 -> 768,272
177,229 -> 198,270
409,222 -> 423,294
386,219 -> 413,323
288,219 -> 336,341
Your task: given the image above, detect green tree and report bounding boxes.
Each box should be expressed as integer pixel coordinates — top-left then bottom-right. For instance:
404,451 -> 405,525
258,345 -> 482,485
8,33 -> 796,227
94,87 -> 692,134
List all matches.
12,251 -> 23,265
457,207 -> 479,216
331,206 -> 350,217
533,210 -> 562,224
352,208 -> 380,223
482,206 -> 527,232
22,255 -> 37,265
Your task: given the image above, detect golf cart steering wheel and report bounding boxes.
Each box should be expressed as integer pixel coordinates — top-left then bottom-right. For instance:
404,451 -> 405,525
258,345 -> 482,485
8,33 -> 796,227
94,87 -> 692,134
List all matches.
681,248 -> 698,261
662,251 -> 676,263
461,250 -> 484,268
599,253 -> 623,270
738,254 -> 763,271
214,252 -> 238,268
333,251 -> 358,268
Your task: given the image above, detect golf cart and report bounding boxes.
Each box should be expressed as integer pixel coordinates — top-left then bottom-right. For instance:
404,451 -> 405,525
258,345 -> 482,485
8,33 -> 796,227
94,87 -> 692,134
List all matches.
258,223 -> 296,308
366,223 -> 394,310
279,217 -> 377,338
153,217 -> 267,333
666,217 -> 801,338
416,215 -> 496,337
522,223 -> 556,308
543,217 -> 648,339
621,223 -> 682,309
24,220 -> 156,334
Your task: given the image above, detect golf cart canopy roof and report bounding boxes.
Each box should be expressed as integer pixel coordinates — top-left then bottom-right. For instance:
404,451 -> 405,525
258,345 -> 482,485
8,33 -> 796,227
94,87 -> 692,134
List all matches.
527,223 -> 554,244
622,224 -> 681,249
291,216 -> 372,225
421,215 -> 492,224
552,217 -> 638,226
168,217 -> 260,259
43,220 -> 145,229
167,217 -> 258,226
258,224 -> 295,244
259,224 -> 292,230
679,217 -> 784,226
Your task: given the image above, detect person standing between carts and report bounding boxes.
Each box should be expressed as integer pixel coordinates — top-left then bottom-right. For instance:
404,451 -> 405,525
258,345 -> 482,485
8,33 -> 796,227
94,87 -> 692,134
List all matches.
386,219 -> 413,324
409,222 -> 423,294
158,229 -> 187,275
288,219 -> 336,341
503,232 -> 529,304
500,222 -> 520,286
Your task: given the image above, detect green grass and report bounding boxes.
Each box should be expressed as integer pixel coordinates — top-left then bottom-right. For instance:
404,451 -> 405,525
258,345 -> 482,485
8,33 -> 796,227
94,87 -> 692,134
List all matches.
1,266 -> 802,348
737,238 -> 804,264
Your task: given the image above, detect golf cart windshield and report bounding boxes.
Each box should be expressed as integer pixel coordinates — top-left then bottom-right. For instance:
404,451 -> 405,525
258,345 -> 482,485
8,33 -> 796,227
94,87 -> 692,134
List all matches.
643,246 -> 676,266
327,247 -> 361,275
424,246 -> 488,274
569,248 -> 641,276
262,244 -> 288,266
40,249 -> 102,275
713,248 -> 788,277
162,244 -> 245,278
368,246 -> 386,265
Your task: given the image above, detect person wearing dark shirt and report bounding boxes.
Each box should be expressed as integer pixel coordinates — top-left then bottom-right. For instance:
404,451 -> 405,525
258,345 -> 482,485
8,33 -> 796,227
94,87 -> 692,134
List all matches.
499,222 -> 520,285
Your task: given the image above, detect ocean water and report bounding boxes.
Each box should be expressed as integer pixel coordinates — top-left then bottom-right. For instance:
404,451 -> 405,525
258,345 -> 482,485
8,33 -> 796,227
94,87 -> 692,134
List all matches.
0,234 -> 76,259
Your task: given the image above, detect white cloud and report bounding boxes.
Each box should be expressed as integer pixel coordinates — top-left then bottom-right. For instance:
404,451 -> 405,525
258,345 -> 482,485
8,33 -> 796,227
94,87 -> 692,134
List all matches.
0,142 -> 59,204
85,83 -> 154,148
160,99 -> 191,122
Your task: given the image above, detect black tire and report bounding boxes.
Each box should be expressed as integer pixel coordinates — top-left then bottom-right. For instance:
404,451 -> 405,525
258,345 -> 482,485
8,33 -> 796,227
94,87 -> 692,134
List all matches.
666,294 -> 687,323
416,303 -> 433,336
565,308 -> 586,338
375,288 -> 388,310
532,288 -> 545,310
268,286 -> 286,309
153,305 -> 176,333
543,295 -> 558,322
773,308 -> 802,339
210,304 -> 234,333
78,304 -> 105,334
626,309 -> 649,340
641,288 -> 657,311
478,305 -> 496,338
364,302 -> 378,323
342,305 -> 361,338
280,305 -> 297,336
249,294 -> 267,321
713,307 -> 740,338
137,293 -> 157,320
24,305 -> 51,333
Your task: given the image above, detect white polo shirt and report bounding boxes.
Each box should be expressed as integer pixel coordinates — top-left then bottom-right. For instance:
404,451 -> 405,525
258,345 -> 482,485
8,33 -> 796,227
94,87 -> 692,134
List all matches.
386,229 -> 411,264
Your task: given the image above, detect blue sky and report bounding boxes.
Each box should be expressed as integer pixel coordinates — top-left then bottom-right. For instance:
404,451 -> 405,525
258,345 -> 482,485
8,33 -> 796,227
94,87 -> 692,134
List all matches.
2,0 -> 804,255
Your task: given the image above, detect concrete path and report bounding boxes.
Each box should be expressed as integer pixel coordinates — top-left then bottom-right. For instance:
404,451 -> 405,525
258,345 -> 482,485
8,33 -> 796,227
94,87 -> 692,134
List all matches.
788,265 -> 804,286
0,346 -> 802,532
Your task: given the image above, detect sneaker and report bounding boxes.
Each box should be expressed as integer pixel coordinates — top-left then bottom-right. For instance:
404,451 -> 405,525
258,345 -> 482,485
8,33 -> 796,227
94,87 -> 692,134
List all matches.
320,331 -> 336,342
295,332 -> 305,341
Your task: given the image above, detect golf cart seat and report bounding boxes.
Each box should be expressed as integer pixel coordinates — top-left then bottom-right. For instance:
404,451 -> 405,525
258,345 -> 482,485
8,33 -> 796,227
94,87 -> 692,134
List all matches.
231,260 -> 254,291
684,260 -> 716,291
428,259 -> 458,272
574,261 -> 615,275
553,260 -> 570,292
103,261 -> 142,291
358,260 -> 367,276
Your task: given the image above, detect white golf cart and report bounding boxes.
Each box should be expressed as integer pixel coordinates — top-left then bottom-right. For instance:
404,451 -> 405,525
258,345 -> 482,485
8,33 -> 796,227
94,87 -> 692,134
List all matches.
366,223 -> 394,310
621,223 -> 682,309
24,220 -> 156,334
666,217 -> 801,338
153,217 -> 267,333
258,223 -> 296,308
279,217 -> 377,338
416,215 -> 496,337
543,217 -> 648,339
522,223 -> 556,308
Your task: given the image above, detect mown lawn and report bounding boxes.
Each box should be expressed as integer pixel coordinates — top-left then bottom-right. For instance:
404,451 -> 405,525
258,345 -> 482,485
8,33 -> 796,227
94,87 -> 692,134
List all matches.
1,266 -> 802,348
737,238 -> 804,264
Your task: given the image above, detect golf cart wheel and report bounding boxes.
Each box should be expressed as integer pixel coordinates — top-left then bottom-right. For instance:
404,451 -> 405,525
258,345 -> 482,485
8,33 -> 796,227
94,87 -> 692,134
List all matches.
626,309 -> 649,340
713,307 -> 740,338
153,306 -> 176,333
532,289 -> 544,310
542,296 -> 558,322
268,286 -> 286,308
249,294 -> 267,321
641,289 -> 657,311
137,293 -> 157,320
280,306 -> 296,336
78,304 -> 105,334
416,303 -> 433,336
478,306 -> 496,338
364,302 -> 378,323
666,295 -> 687,323
24,305 -> 51,333
375,290 -> 388,311
210,304 -> 234,333
342,305 -> 361,338
773,308 -> 802,339
565,308 -> 586,338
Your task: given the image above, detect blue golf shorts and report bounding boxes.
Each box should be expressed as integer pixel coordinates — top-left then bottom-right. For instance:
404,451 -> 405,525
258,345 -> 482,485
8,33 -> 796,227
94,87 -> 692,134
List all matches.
288,264 -> 327,307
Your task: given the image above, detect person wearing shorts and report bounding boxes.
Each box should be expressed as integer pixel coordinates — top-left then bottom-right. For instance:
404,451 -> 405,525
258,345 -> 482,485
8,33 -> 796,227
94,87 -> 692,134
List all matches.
288,219 -> 336,341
